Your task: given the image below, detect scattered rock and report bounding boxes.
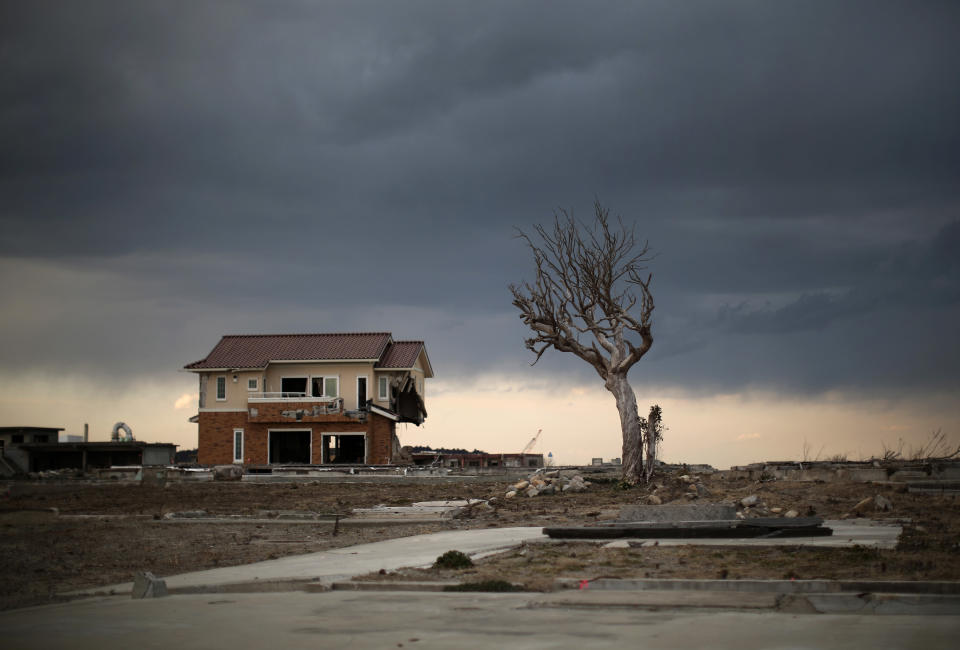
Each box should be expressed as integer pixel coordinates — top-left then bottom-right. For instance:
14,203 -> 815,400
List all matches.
874,494 -> 893,512
525,486 -> 540,498
647,494 -> 662,505
131,571 -> 168,599
740,495 -> 759,507
770,507 -> 783,514
513,480 -> 529,490
212,465 -> 243,481
694,483 -> 712,497
505,491 -> 517,499
784,510 -> 799,518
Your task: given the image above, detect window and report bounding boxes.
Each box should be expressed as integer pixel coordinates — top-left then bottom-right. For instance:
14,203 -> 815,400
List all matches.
12,434 -> 24,444
233,429 -> 244,463
35,435 -> 49,443
311,376 -> 339,398
357,376 -> 368,408
216,376 -> 226,401
378,376 -> 389,400
281,377 -> 307,397
247,378 -> 258,391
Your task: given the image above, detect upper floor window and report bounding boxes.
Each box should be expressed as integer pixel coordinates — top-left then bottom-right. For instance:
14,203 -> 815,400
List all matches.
378,376 -> 389,400
216,376 -> 226,401
311,376 -> 339,398
247,378 -> 258,391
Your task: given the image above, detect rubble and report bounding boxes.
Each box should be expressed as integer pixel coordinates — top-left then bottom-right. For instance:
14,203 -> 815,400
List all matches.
505,470 -> 591,498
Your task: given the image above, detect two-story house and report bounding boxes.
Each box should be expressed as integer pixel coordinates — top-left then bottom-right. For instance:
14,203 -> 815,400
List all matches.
184,332 -> 432,466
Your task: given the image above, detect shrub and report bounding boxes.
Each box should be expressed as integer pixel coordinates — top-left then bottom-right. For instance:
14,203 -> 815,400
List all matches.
434,550 -> 473,570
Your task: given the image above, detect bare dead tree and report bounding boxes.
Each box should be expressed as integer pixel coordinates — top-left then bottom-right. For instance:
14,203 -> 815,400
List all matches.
510,200 -> 655,484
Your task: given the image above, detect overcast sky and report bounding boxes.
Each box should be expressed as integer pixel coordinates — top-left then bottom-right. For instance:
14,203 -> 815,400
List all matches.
1,2 -> 957,463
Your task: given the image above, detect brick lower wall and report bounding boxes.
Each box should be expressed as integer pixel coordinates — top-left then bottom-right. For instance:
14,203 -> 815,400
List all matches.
197,411 -> 397,465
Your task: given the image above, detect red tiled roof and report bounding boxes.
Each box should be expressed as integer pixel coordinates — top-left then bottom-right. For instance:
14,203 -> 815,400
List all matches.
184,333 -> 393,370
376,341 -> 424,369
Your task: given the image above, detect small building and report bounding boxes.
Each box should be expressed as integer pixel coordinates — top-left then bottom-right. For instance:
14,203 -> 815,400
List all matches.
15,442 -> 177,473
0,427 -> 64,475
0,426 -> 177,475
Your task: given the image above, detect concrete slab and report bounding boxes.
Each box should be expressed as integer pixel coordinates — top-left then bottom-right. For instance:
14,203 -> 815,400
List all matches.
599,519 -> 901,549
3,591 -> 958,649
69,526 -> 548,597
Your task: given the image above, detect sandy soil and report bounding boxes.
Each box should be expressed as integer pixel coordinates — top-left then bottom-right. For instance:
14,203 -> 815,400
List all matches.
1,470 -> 957,609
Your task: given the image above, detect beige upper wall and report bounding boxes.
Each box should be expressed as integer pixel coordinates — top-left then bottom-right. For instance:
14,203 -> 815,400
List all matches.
197,358 -> 429,411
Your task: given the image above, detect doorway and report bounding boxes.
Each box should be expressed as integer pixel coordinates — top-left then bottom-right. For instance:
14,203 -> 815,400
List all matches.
268,430 -> 311,464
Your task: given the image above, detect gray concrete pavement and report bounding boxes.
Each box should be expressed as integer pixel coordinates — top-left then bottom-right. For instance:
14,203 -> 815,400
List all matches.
4,591 -> 959,650
75,526 -> 549,596
73,520 -> 901,597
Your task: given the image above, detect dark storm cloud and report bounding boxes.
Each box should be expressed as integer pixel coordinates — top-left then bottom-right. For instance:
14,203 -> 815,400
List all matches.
0,1 -> 958,395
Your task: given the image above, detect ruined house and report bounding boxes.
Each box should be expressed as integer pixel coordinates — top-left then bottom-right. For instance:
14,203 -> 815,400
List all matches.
183,332 -> 432,466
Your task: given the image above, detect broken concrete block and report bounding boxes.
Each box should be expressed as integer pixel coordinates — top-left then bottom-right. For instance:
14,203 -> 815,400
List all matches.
504,491 -> 517,499
525,486 -> 540,498
213,465 -> 243,481
874,494 -> 893,511
132,571 -> 168,599
514,480 -> 529,490
740,495 -> 759,507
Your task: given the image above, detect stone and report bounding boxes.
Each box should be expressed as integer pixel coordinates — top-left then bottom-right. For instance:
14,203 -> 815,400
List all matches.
646,494 -> 662,505
504,491 -> 517,499
695,483 -> 712,497
131,571 -> 168,599
514,480 -> 529,490
874,494 -> 893,511
544,470 -> 560,478
525,486 -> 539,498
852,496 -> 873,513
163,510 -> 207,519
770,507 -> 783,514
740,495 -> 759,507
784,510 -> 799,518
213,465 -> 243,481
679,474 -> 694,484
539,484 -> 556,496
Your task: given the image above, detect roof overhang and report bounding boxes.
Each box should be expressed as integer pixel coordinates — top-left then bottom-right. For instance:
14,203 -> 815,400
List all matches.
369,404 -> 399,421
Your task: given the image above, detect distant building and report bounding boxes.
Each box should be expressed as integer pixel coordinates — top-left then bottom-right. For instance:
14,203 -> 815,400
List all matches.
0,426 -> 176,475
410,450 -> 544,469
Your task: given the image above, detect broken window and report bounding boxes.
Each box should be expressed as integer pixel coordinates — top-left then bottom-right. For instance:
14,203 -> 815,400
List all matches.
216,376 -> 226,400
268,430 -> 310,464
321,434 -> 364,464
281,377 -> 307,397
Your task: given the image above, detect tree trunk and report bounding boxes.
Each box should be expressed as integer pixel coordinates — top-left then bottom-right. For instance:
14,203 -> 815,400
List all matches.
606,372 -> 644,484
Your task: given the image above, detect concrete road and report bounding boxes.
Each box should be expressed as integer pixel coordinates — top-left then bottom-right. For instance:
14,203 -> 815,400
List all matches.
4,590 -> 958,650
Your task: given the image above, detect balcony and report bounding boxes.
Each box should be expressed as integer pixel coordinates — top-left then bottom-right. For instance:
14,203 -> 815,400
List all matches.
245,394 -> 352,423
247,392 -> 338,405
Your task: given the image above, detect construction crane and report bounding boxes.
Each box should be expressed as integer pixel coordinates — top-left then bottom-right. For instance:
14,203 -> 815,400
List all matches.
521,428 -> 543,454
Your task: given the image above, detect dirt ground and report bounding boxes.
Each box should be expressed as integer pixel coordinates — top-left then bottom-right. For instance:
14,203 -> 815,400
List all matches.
2,470 -> 958,610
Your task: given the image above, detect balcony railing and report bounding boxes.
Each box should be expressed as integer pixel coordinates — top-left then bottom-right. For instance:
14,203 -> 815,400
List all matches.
247,392 -> 338,403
